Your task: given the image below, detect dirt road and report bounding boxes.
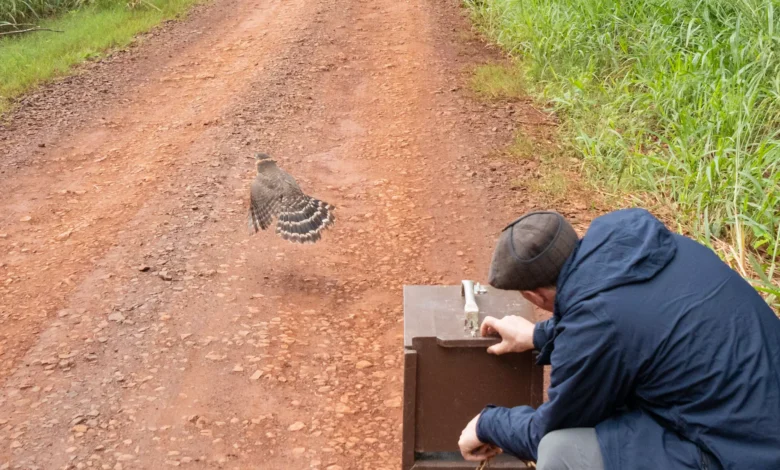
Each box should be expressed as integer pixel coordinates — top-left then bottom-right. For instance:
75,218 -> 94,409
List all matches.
0,0 -> 584,468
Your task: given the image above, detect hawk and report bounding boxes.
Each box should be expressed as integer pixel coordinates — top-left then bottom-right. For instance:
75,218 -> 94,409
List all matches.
247,152 -> 335,243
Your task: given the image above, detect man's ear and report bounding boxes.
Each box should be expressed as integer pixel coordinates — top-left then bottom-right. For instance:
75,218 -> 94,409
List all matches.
521,287 -> 556,312
520,290 -> 545,308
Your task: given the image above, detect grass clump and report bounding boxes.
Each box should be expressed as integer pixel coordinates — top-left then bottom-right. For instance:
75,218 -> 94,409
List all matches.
0,0 -> 199,113
471,63 -> 525,100
526,168 -> 569,203
507,132 -> 538,160
465,0 -> 780,307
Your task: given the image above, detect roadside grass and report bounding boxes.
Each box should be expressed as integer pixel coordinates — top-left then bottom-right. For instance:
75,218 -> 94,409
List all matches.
470,63 -> 525,101
525,167 -> 569,203
465,0 -> 780,309
506,132 -> 539,160
1,0 -> 88,26
0,0 -> 201,114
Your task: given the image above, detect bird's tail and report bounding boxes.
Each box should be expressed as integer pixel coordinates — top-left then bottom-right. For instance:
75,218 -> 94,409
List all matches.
275,195 -> 335,244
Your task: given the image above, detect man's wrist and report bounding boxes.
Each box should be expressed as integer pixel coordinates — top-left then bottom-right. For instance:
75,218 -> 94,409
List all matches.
532,321 -> 546,351
475,406 -> 498,446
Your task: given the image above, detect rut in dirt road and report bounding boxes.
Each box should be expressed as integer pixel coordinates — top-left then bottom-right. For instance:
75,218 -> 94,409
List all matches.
0,0 -> 557,468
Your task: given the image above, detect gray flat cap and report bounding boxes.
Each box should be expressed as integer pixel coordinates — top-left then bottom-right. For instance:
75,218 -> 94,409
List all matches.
488,211 -> 578,291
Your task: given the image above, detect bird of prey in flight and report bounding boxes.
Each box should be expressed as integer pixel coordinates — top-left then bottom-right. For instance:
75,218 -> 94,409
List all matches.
247,152 -> 335,243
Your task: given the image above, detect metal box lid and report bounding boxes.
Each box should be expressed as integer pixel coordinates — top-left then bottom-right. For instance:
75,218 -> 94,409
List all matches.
403,285 -> 535,348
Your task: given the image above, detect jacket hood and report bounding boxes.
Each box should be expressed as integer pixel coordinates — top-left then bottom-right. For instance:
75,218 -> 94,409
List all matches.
554,208 -> 677,317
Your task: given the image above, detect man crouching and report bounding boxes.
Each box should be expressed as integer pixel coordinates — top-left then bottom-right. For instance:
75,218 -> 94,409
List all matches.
458,208 -> 780,470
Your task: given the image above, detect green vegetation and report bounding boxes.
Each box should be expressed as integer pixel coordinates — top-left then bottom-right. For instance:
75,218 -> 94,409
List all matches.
466,0 -> 780,307
0,0 -> 200,113
1,0 -> 89,27
470,63 -> 525,100
506,132 -> 538,160
0,0 -> 163,28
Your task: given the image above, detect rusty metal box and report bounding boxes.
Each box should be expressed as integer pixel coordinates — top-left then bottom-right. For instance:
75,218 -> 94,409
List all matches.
402,285 -> 543,469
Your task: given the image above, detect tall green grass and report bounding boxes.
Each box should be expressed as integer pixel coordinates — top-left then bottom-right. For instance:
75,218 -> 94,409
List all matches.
0,0 -> 199,113
1,0 -> 96,28
0,0 -> 155,28
466,0 -> 780,307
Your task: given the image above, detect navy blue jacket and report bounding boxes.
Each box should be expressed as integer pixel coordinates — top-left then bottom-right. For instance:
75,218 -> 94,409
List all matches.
476,208 -> 780,470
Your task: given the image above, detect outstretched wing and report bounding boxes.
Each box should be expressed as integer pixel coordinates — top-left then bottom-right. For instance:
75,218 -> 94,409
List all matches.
275,192 -> 335,244
247,178 -> 283,234
247,162 -> 335,243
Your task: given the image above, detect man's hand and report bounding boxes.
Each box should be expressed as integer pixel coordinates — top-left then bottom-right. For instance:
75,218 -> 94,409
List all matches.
458,413 -> 502,462
480,315 -> 535,355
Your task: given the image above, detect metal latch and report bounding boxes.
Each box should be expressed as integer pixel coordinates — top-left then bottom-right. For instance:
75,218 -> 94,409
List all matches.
461,280 -> 487,336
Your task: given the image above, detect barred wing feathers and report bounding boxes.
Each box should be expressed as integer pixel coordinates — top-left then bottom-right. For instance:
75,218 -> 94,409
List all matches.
275,194 -> 334,243
247,168 -> 334,244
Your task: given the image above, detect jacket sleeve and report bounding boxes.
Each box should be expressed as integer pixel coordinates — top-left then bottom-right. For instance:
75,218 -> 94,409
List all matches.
476,305 -> 634,461
533,318 -> 556,365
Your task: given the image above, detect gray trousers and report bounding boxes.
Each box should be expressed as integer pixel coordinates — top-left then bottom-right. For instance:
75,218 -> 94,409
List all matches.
537,428 -> 605,470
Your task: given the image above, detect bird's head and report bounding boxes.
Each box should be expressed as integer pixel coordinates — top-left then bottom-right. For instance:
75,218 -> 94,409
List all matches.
254,152 -> 276,173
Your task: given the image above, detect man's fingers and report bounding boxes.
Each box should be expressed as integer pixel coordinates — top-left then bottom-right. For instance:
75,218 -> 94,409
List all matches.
478,447 -> 502,460
487,340 -> 511,355
459,443 -> 483,461
480,316 -> 500,337
467,445 -> 502,461
463,446 -> 491,461
471,445 -> 497,457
